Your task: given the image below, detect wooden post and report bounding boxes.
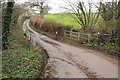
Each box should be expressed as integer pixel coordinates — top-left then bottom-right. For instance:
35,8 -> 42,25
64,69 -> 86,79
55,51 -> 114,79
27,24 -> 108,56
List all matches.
78,32 -> 80,40
64,30 -> 65,37
70,30 -> 72,39
88,34 -> 91,43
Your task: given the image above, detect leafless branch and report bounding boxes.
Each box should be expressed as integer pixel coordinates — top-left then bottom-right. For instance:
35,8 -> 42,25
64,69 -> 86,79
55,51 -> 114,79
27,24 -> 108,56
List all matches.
61,0 -> 101,33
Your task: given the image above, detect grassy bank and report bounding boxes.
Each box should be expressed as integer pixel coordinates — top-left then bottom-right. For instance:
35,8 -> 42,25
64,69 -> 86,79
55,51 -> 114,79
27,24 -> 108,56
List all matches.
2,49 -> 43,78
2,16 -> 43,79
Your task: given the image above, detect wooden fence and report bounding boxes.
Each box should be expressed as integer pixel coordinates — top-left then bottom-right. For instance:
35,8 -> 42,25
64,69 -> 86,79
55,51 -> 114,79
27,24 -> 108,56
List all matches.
64,30 -> 110,43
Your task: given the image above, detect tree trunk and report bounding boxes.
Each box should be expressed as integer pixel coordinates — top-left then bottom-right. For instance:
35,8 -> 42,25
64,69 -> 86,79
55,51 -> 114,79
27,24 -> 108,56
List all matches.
117,1 -> 120,52
2,1 -> 14,50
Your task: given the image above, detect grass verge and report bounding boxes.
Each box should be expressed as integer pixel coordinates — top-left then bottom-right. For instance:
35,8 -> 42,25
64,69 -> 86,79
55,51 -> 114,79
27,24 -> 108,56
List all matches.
2,49 -> 43,78
2,16 -> 44,79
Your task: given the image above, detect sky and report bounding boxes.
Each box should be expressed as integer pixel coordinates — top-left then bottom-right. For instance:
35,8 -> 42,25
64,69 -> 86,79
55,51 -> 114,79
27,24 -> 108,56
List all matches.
17,0 -> 114,13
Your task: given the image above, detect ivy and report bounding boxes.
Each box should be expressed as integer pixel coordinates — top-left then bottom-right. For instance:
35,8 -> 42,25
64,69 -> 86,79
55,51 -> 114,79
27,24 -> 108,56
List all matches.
2,2 -> 14,50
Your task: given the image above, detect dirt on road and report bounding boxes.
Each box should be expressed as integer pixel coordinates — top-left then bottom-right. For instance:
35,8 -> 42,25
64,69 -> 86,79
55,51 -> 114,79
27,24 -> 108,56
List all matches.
23,20 -> 118,78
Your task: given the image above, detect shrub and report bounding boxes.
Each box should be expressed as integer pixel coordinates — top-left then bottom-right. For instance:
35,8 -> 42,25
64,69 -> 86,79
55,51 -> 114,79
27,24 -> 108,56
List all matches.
64,26 -> 72,31
53,25 -> 64,36
40,20 -> 55,33
30,15 -> 42,29
40,20 -> 67,36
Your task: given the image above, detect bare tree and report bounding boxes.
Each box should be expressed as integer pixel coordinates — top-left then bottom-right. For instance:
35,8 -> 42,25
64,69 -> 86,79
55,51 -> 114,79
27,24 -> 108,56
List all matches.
62,0 -> 101,33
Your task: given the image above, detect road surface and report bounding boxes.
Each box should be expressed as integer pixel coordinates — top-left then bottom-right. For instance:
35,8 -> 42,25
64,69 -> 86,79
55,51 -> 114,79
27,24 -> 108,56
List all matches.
23,19 -> 118,78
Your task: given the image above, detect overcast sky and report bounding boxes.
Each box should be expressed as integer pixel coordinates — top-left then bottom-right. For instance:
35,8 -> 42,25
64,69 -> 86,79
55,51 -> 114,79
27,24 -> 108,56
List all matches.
17,0 -> 114,13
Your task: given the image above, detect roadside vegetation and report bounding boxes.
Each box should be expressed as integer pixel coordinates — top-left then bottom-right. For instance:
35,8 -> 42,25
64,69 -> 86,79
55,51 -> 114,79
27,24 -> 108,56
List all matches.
2,15 -> 43,79
2,48 -> 43,78
2,2 -> 43,79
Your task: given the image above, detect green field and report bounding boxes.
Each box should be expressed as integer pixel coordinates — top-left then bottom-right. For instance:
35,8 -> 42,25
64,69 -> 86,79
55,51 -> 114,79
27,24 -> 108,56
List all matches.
44,14 -> 81,28
44,13 -> 104,28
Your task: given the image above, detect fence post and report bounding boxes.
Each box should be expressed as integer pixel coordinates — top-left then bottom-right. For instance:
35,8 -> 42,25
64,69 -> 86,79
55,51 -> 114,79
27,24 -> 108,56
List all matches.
88,34 -> 91,43
70,30 -> 72,39
64,30 -> 66,37
78,32 -> 80,40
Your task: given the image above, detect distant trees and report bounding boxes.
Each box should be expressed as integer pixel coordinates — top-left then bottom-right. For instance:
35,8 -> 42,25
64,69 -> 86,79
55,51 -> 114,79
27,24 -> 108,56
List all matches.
30,0 -> 45,16
2,1 -> 14,49
25,0 -> 51,17
11,4 -> 28,27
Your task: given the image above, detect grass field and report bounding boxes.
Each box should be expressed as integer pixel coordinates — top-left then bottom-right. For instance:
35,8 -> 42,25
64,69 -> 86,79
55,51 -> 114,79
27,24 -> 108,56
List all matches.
44,13 -> 105,28
44,14 -> 81,28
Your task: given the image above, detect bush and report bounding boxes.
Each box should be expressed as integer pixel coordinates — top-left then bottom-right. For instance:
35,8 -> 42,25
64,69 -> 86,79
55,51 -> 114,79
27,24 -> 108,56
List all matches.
30,15 -> 42,29
64,26 -> 72,31
53,25 -> 64,36
40,20 -> 56,33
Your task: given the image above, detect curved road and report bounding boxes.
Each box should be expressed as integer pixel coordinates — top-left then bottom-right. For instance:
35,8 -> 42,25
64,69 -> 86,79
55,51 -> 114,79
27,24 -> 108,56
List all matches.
23,19 -> 118,78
